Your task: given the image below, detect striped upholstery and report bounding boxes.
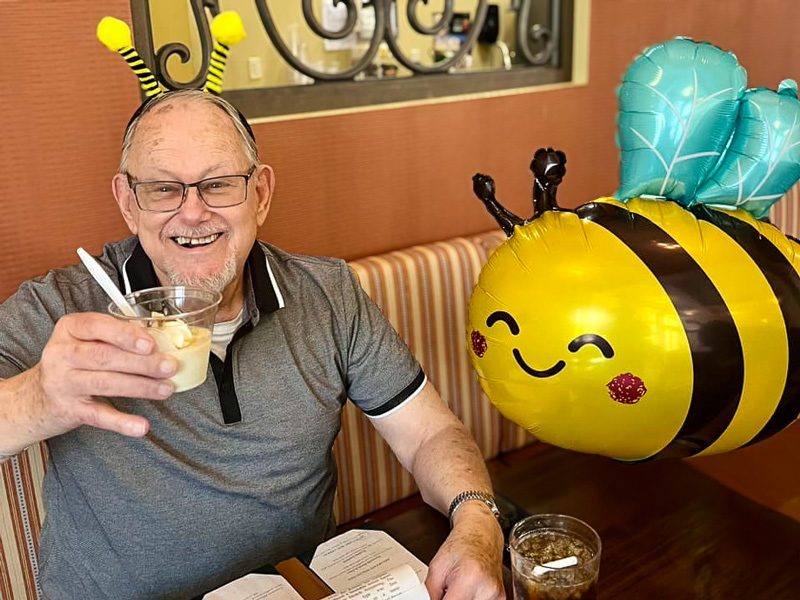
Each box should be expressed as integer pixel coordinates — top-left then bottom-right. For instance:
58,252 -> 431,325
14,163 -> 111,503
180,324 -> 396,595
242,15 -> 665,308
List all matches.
1,444 -> 46,600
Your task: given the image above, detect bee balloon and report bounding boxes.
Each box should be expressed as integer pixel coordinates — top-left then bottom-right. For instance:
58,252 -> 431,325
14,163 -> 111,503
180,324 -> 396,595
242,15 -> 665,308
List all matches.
468,39 -> 800,462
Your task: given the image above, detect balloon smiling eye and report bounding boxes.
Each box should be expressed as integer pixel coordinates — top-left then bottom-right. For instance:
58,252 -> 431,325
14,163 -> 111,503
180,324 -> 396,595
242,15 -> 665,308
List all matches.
568,334 -> 615,358
486,311 -> 519,334
485,311 -> 617,378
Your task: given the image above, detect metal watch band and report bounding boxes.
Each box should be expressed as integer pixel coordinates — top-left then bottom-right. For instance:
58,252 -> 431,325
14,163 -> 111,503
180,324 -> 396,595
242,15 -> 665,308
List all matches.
447,490 -> 502,527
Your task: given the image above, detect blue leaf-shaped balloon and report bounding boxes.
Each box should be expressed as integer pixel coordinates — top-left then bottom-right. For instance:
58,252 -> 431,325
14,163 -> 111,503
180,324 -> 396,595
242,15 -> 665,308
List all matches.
694,80 -> 800,218
618,38 -> 747,204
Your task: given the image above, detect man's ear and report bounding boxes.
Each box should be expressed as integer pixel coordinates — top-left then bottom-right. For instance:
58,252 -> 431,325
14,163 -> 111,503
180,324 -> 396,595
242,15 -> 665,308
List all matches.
112,172 -> 139,235
254,164 -> 275,227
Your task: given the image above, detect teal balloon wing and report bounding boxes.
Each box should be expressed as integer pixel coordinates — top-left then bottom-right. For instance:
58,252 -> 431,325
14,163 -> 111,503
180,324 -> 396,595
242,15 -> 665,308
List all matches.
618,38 -> 746,204
694,80 -> 800,219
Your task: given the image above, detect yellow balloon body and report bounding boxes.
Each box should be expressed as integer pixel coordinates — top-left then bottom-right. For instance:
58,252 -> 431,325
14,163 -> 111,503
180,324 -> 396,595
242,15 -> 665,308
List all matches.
468,197 -> 800,461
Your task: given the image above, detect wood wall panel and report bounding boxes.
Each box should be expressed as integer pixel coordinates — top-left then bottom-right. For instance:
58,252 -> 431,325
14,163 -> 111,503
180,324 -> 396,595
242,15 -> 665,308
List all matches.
2,1 -> 799,301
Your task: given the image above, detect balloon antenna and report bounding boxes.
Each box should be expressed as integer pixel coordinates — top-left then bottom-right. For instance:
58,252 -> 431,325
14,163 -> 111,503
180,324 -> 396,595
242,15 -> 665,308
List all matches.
531,148 -> 567,218
472,148 -> 568,237
472,173 -> 525,237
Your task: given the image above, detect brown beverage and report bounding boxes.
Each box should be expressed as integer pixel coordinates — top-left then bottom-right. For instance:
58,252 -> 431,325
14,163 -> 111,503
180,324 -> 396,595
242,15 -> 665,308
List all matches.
509,516 -> 600,600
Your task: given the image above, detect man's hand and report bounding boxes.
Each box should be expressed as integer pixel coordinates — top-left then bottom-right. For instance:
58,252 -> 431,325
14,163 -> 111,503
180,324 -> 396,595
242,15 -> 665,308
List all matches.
425,503 -> 506,600
31,312 -> 176,439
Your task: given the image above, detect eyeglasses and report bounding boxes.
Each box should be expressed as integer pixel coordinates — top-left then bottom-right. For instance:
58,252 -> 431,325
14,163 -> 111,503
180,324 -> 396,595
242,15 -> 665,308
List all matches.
126,167 -> 256,213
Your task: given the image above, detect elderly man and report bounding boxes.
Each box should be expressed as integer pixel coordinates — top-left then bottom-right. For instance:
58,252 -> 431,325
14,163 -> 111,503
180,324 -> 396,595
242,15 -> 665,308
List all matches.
0,90 -> 504,600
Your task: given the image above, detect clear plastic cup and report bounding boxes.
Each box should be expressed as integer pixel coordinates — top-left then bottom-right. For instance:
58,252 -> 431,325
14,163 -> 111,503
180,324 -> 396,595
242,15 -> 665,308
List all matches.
509,514 -> 601,600
109,286 -> 222,393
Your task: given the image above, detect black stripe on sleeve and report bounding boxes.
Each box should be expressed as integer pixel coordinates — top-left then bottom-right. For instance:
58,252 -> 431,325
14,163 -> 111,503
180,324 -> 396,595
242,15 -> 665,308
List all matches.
362,368 -> 426,418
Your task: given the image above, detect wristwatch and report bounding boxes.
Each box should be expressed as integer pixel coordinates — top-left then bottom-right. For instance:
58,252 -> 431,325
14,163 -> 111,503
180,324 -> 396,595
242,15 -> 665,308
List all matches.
448,490 -> 503,527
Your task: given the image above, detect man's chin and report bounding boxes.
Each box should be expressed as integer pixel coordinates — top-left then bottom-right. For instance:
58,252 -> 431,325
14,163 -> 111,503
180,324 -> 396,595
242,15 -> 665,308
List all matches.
163,261 -> 239,295
169,274 -> 233,294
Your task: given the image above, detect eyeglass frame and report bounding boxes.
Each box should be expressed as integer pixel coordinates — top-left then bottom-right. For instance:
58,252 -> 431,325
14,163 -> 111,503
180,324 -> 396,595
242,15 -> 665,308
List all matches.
125,166 -> 257,213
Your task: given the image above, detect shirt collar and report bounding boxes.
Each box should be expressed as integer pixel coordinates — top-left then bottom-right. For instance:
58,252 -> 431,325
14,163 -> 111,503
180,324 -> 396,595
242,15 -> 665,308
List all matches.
120,239 -> 285,317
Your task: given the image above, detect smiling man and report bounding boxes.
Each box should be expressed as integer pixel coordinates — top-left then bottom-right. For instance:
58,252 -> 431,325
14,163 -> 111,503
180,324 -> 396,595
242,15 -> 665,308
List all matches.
0,91 -> 504,600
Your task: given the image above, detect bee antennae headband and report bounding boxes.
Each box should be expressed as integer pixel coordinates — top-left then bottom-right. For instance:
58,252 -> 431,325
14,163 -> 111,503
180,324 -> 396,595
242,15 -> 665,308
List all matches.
97,13 -> 254,143
97,17 -> 165,99
97,12 -> 246,97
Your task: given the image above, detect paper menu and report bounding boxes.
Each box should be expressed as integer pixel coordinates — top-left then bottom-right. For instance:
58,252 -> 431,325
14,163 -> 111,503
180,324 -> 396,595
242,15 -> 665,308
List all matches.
310,529 -> 428,600
325,565 -> 426,600
203,574 -> 305,600
203,529 -> 429,600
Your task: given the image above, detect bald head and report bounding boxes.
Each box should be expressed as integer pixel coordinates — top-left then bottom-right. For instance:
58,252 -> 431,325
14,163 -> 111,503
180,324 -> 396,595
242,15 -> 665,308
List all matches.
119,90 -> 258,174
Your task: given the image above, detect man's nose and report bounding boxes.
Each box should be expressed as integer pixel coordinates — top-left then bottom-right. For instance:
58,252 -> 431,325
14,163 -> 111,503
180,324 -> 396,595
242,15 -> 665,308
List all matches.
179,186 -> 211,220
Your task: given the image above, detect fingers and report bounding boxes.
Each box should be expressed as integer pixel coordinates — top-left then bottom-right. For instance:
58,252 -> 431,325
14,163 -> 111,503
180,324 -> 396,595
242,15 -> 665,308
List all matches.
76,399 -> 151,438
72,370 -> 174,401
425,565 -> 447,600
443,577 -> 504,600
428,569 -> 505,600
426,535 -> 505,600
61,312 -> 155,354
33,313 -> 178,441
69,340 -> 177,379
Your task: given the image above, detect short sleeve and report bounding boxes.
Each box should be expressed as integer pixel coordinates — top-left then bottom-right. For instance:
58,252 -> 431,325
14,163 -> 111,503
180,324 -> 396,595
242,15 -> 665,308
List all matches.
339,263 -> 426,418
0,274 -> 66,380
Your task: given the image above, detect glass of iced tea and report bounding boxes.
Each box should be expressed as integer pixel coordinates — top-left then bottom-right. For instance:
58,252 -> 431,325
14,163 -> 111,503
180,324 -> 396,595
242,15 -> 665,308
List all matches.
109,286 -> 221,393
509,514 -> 601,600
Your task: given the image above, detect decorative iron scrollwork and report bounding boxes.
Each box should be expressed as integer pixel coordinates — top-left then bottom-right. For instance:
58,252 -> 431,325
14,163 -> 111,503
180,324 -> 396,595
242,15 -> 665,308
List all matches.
385,0 -> 488,75
155,0 -> 212,89
406,0 -> 454,35
303,0 -> 359,39
255,0 -> 386,81
130,0 -> 561,89
516,0 -> 559,66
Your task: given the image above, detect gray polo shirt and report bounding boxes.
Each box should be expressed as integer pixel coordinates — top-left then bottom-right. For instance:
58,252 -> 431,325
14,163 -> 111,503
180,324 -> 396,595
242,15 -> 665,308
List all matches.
0,237 -> 425,599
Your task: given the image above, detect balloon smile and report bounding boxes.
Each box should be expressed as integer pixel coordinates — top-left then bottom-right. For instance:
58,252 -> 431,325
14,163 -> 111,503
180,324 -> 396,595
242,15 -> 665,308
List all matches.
513,349 -> 566,378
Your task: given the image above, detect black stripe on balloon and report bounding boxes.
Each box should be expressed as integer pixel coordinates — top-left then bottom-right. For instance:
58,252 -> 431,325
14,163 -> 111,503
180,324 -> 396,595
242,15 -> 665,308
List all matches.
690,205 -> 800,445
576,202 -> 744,460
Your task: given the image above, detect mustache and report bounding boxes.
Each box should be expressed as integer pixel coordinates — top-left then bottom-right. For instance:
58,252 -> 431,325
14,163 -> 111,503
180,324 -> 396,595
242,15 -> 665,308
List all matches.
163,226 -> 228,239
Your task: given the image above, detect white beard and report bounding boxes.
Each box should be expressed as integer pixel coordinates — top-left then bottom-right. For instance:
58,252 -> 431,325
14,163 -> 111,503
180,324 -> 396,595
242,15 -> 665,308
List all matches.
162,249 -> 239,294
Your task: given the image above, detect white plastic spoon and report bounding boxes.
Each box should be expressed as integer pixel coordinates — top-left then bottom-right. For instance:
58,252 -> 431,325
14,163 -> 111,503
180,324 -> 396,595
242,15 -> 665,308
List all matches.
77,247 -> 138,317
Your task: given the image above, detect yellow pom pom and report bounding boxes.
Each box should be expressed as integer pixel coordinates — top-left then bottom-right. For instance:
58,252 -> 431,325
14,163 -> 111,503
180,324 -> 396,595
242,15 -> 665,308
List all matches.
97,17 -> 132,52
211,11 -> 246,47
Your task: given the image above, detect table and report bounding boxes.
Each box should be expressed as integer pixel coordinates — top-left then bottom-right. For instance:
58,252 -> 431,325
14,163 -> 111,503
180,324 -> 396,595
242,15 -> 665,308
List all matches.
368,445 -> 800,599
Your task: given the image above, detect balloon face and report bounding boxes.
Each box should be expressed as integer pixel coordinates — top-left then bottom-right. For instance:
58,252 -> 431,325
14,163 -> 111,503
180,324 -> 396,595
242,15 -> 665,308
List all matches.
469,208 -> 692,461
469,198 -> 800,462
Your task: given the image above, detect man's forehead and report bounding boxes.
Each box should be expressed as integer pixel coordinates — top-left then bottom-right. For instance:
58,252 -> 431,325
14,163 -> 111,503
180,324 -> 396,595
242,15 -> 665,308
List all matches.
130,102 -> 244,161
136,99 -> 236,136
